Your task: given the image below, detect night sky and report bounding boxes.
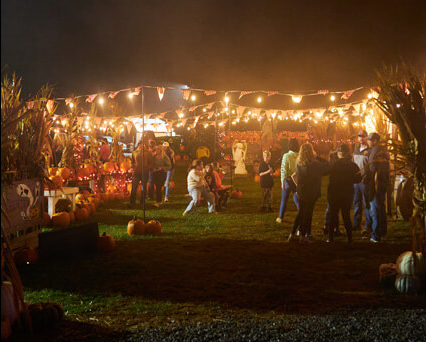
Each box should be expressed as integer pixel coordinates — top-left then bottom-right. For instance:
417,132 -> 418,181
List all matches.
2,0 -> 426,101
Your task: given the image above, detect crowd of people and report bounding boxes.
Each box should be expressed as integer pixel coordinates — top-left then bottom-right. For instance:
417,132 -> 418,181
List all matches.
274,130 -> 390,243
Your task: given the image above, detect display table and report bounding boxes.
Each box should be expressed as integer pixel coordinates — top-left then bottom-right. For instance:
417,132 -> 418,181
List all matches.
44,187 -> 79,217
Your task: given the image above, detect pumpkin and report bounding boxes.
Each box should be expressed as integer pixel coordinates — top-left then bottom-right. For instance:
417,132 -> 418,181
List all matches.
52,212 -> 70,227
175,154 -> 181,161
120,159 -> 131,173
254,175 -> 260,183
179,145 -> 185,151
82,190 -> 91,199
145,220 -> 162,236
75,193 -> 86,202
84,163 -> 96,175
1,282 -> 19,325
28,302 -> 64,330
42,212 -> 51,227
96,232 -> 116,252
76,167 -> 90,179
50,175 -> 63,188
13,248 -> 38,265
104,162 -> 115,173
1,318 -> 11,340
86,202 -> 96,215
127,219 -> 145,235
48,167 -> 58,176
395,275 -> 422,294
231,189 -> 242,199
169,181 -> 175,189
183,155 -> 189,161
75,207 -> 89,221
68,211 -> 75,223
396,252 -> 426,276
59,167 -> 71,180
88,196 -> 99,207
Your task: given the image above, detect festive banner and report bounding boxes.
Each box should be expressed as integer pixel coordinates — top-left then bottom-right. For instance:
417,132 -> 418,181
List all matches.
239,91 -> 253,100
86,94 -> 97,103
341,89 -> 355,99
206,102 -> 215,109
317,89 -> 329,95
182,89 -> 191,100
109,91 -> 120,99
157,87 -> 165,101
204,90 -> 216,96
267,91 -> 278,96
131,87 -> 142,96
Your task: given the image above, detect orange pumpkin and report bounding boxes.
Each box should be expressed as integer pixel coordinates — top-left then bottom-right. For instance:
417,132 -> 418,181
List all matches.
254,175 -> 260,183
179,145 -> 185,151
145,220 -> 162,236
42,212 -> 51,227
127,219 -> 144,235
75,193 -> 86,202
52,212 -> 70,227
84,163 -> 96,175
169,181 -> 175,189
114,192 -> 124,200
88,196 -> 99,207
86,202 -> 96,215
50,175 -> 63,188
231,189 -> 243,199
68,211 -> 75,223
183,155 -> 189,161
14,248 -> 38,265
175,154 -> 181,161
76,167 -> 90,179
96,232 -> 116,252
120,159 -> 131,173
104,162 -> 115,173
59,167 -> 71,180
82,190 -> 91,199
75,207 -> 89,221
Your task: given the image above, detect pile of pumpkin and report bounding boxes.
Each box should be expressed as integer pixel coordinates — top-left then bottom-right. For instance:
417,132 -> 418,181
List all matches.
380,251 -> 425,294
103,158 -> 132,174
47,167 -> 72,188
127,219 -> 162,236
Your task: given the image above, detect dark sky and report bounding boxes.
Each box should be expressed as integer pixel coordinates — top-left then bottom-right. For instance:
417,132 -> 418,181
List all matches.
2,0 -> 426,99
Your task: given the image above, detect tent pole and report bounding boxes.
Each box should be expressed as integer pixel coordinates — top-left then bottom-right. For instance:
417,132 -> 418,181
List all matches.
141,88 -> 146,221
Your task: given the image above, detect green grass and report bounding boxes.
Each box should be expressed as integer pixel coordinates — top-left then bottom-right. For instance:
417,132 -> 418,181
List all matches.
19,165 -> 422,331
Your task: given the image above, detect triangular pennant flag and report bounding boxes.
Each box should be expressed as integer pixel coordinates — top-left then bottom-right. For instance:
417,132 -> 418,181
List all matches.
208,112 -> 215,119
157,87 -> 166,101
341,89 -> 355,100
204,90 -> 216,96
206,102 -> 214,109
109,91 -> 120,99
182,89 -> 191,100
189,106 -> 197,112
131,87 -> 142,96
159,112 -> 167,118
317,89 -> 329,95
239,91 -> 253,100
267,91 -> 278,96
86,94 -> 97,103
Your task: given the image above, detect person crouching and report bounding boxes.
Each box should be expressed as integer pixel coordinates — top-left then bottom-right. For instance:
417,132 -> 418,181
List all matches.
327,144 -> 362,243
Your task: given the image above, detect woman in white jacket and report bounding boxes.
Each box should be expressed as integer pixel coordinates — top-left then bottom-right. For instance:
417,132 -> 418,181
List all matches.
183,160 -> 215,215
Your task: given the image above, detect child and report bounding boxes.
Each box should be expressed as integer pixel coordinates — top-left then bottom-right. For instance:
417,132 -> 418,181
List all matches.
259,151 -> 274,212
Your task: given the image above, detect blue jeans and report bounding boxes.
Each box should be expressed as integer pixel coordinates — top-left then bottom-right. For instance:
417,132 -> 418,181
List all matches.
184,186 -> 215,214
278,178 -> 299,219
369,185 -> 387,241
164,168 -> 175,198
353,182 -> 371,229
148,170 -> 154,199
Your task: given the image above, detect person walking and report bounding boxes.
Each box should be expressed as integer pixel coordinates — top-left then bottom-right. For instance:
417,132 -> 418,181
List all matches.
276,138 -> 299,223
162,142 -> 175,202
327,144 -> 362,243
151,146 -> 171,208
259,151 -> 274,212
183,160 -> 215,215
289,143 -> 329,243
129,141 -> 154,207
352,129 -> 372,232
365,133 -> 390,242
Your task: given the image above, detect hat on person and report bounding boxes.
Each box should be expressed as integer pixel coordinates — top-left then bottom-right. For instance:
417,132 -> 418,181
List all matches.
357,129 -> 368,137
162,141 -> 169,147
367,132 -> 380,141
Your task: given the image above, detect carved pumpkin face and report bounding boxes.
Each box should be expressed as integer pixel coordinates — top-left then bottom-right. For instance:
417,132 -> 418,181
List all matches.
29,206 -> 40,220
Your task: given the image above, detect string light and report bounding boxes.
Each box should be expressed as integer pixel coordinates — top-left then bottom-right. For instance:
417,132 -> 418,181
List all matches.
330,95 -> 336,101
98,98 -> 104,105
257,96 -> 262,103
224,96 -> 230,104
69,102 -> 74,108
128,93 -> 134,99
292,95 -> 302,103
191,95 -> 196,101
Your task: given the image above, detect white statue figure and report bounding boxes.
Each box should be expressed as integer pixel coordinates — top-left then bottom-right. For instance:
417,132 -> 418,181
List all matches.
232,140 -> 248,175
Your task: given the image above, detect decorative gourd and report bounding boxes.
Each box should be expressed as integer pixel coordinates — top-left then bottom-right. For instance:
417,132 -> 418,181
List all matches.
52,212 -> 70,227
74,207 -> 89,221
68,211 -> 75,223
145,220 -> 162,236
231,189 -> 243,199
42,212 -> 51,227
120,159 -> 131,173
396,251 -> 426,276
50,175 -> 63,188
1,318 -> 11,340
1,282 -> 18,325
59,167 -> 71,180
96,232 -> 116,252
395,275 -> 422,294
13,248 -> 38,265
254,175 -> 260,183
103,162 -> 115,173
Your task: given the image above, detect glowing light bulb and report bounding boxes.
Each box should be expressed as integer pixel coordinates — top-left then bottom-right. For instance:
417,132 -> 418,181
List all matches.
178,113 -> 184,119
330,95 -> 336,101
191,95 -> 196,101
98,98 -> 104,105
203,108 -> 207,112
69,102 -> 74,108
292,95 -> 302,103
257,96 -> 262,103
315,111 -> 323,118
271,112 -> 276,119
224,96 -> 230,104
129,93 -> 134,99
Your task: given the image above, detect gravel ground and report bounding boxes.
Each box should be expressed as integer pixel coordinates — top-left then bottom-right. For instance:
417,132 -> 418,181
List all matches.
127,309 -> 426,342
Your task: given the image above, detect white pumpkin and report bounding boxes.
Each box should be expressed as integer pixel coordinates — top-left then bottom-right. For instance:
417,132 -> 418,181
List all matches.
1,281 -> 18,325
395,275 -> 422,294
396,252 -> 426,276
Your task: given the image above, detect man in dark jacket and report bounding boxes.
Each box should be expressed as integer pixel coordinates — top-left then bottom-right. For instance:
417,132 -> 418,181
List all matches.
130,141 -> 154,206
327,144 -> 362,243
365,133 -> 390,242
352,129 -> 372,231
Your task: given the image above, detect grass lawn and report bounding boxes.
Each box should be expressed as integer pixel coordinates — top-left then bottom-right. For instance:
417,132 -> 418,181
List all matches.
18,165 -> 425,341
